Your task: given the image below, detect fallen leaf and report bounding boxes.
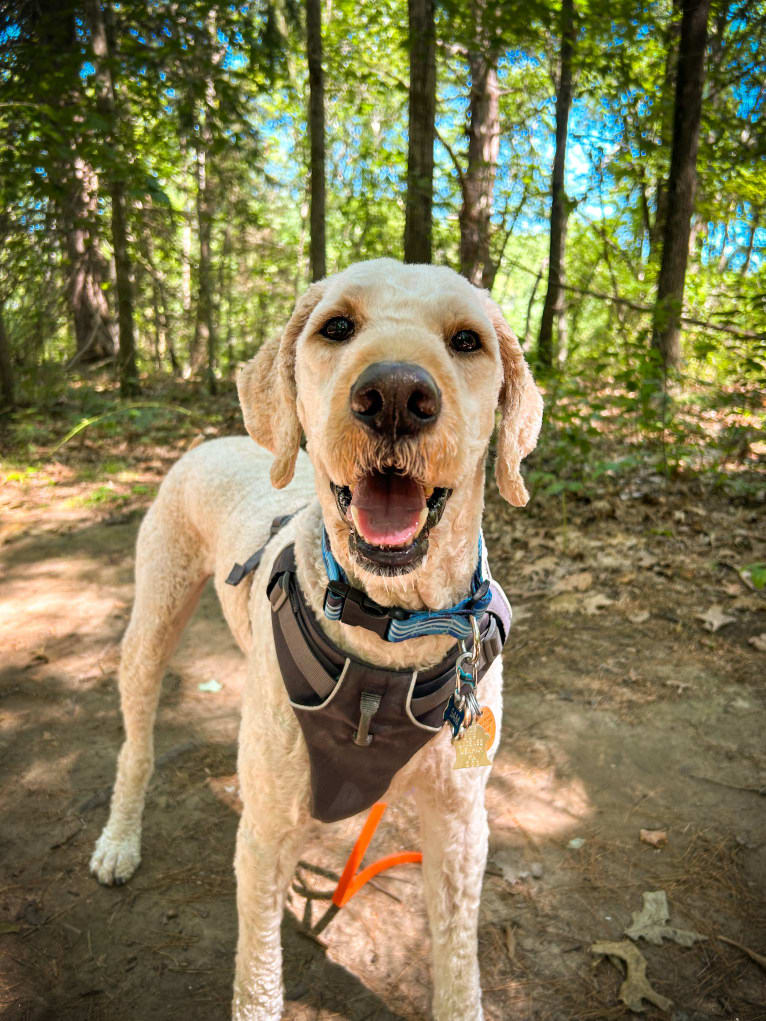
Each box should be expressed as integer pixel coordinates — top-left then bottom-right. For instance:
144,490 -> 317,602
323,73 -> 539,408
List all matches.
521,555 -> 558,577
208,774 -> 243,814
639,829 -> 667,848
510,604 -> 531,625
741,562 -> 766,591
591,940 -> 672,1012
748,633 -> 766,652
548,593 -> 579,614
731,595 -> 766,612
695,604 -> 736,633
504,925 -> 517,960
583,593 -> 614,615
554,570 -> 593,593
625,890 -> 705,948
596,551 -> 623,570
628,610 -> 650,625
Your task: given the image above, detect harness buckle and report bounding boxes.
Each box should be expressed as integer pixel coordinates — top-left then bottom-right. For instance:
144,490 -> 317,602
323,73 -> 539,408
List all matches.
354,691 -> 382,747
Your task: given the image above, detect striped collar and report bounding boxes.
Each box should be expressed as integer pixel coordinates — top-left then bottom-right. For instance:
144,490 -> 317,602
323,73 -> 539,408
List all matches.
321,528 -> 496,642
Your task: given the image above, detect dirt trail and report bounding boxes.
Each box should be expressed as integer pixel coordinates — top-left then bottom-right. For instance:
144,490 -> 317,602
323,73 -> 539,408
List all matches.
1,452 -> 764,1021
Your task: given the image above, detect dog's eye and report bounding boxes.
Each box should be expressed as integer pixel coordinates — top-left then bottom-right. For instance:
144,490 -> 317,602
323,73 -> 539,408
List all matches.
319,316 -> 355,342
450,329 -> 481,353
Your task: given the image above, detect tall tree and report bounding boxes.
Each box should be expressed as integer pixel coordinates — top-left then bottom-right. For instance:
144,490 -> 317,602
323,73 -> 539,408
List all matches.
306,0 -> 326,280
651,0 -> 711,370
86,0 -> 139,396
458,0 -> 500,289
0,299 -> 13,408
190,13 -> 220,393
404,0 -> 436,263
537,0 -> 575,369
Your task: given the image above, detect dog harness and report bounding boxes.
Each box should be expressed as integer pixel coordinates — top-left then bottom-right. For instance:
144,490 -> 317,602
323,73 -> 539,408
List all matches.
227,517 -> 511,823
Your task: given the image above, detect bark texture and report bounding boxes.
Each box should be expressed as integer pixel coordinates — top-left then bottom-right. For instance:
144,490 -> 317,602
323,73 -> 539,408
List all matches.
651,0 -> 711,370
35,2 -> 113,361
87,0 -> 139,396
404,0 -> 436,264
459,3 -> 500,289
64,158 -> 114,362
306,0 -> 326,280
537,0 -> 575,369
0,301 -> 14,408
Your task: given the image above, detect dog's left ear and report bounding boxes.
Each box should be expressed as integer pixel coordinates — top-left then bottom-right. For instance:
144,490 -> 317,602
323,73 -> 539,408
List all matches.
237,281 -> 326,488
484,296 -> 543,507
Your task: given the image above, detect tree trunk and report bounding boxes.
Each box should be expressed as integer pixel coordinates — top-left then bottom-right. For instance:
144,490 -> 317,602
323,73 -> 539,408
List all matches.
33,2 -> 113,362
191,144 -> 217,392
404,0 -> 436,264
650,1 -> 683,261
0,300 -> 14,408
64,159 -> 114,362
537,0 -> 575,369
651,0 -> 711,371
306,0 -> 326,281
87,0 -> 139,396
459,0 -> 500,289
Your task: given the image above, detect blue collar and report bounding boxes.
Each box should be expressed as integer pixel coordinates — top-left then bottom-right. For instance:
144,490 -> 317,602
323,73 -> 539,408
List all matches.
321,528 -> 493,642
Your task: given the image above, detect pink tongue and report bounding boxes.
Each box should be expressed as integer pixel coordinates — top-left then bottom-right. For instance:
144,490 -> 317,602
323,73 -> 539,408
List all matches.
351,473 -> 425,547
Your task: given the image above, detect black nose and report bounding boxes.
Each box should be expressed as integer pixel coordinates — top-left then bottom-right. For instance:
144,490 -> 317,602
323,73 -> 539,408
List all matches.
350,361 -> 441,438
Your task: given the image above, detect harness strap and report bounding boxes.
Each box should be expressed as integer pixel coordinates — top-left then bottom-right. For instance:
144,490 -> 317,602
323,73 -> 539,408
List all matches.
268,544 -> 506,707
225,511 -> 303,587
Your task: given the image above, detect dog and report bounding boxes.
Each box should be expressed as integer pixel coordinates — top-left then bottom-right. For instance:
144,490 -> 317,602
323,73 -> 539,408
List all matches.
90,259 -> 542,1020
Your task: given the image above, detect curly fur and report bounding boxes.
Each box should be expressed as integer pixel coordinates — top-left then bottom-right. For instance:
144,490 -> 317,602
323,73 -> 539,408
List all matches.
90,260 -> 542,1020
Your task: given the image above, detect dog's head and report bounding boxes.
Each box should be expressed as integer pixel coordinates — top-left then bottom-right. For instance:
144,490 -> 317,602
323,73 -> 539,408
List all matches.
238,260 -> 542,578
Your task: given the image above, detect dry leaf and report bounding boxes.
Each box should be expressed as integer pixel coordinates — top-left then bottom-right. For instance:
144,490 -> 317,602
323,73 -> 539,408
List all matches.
596,551 -> 623,569
695,604 -> 736,633
625,890 -> 705,948
548,593 -> 579,614
554,570 -> 593,593
748,633 -> 766,652
583,592 -> 614,615
504,925 -> 517,960
628,610 -> 650,624
591,940 -> 672,1013
208,774 -> 243,814
732,595 -> 766,612
639,829 -> 667,848
521,555 -> 558,577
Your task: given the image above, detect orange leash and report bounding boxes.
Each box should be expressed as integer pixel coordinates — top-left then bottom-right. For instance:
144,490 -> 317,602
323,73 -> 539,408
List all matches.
310,801 -> 422,934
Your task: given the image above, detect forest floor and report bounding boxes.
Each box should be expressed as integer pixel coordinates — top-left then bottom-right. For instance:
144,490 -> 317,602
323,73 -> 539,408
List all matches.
1,380 -> 765,1021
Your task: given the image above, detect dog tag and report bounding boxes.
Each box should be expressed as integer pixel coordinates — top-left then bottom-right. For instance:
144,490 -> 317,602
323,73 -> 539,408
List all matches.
453,707 -> 496,769
443,693 -> 467,739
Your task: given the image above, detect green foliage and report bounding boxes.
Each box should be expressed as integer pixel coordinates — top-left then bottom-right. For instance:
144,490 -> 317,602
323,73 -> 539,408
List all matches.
0,0 -> 763,497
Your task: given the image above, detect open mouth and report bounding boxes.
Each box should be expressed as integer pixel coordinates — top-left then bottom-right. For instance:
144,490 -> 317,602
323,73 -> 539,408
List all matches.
330,473 -> 451,574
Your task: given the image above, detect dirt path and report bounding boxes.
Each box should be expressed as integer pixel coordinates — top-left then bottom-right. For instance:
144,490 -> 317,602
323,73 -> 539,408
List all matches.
1,451 -> 764,1021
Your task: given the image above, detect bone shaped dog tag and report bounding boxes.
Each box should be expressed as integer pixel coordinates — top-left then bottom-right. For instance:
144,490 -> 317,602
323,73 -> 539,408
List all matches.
453,707 -> 496,769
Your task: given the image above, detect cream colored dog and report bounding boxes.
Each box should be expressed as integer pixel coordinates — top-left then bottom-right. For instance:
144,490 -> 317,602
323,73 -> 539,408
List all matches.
90,259 -> 542,1020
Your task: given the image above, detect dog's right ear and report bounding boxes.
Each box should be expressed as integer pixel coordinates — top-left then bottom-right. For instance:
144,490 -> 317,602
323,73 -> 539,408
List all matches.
237,281 -> 326,488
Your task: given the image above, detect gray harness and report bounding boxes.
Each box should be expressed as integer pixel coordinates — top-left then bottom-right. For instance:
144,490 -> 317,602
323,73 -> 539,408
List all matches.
228,518 -> 511,823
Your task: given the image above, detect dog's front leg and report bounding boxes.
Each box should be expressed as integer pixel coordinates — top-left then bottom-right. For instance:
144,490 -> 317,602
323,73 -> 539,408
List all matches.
232,690 -> 310,1021
415,760 -> 491,1021
232,810 -> 307,1021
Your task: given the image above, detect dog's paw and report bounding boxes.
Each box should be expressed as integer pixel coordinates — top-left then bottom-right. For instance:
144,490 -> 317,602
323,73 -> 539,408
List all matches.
89,829 -> 141,886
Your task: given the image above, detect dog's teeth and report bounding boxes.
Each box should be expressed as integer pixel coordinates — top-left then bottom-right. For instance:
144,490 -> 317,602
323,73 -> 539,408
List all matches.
350,505 -> 362,530
416,506 -> 428,534
424,486 -> 434,499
